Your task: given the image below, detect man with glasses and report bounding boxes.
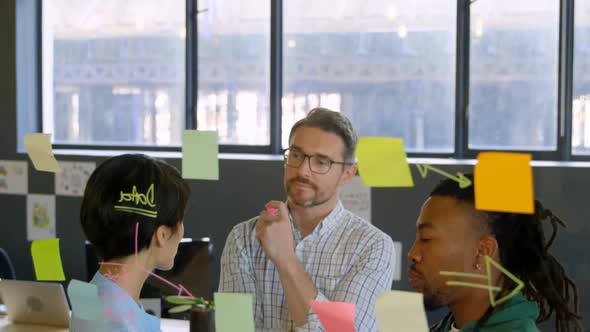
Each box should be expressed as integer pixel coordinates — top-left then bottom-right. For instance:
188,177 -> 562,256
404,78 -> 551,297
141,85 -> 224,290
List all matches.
219,108 -> 395,332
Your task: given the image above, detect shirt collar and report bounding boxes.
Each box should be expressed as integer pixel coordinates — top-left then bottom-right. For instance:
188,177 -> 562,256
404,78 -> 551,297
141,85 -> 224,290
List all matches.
289,201 -> 345,241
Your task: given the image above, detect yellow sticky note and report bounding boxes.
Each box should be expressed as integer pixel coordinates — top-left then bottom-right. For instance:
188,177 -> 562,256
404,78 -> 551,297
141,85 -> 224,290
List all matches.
182,130 -> 219,180
375,291 -> 429,332
474,152 -> 534,214
24,133 -> 61,173
31,238 -> 66,281
356,137 -> 414,187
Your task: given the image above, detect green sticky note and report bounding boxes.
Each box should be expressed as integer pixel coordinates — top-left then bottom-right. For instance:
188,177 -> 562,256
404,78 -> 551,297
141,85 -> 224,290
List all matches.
182,130 -> 219,180
356,137 -> 414,187
67,279 -> 101,320
31,238 -> 66,281
214,293 -> 255,332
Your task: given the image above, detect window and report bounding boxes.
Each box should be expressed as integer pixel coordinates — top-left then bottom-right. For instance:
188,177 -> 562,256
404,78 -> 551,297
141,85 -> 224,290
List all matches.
282,0 -> 457,152
195,0 -> 271,146
31,0 -> 587,159
468,0 -> 560,151
572,0 -> 590,155
44,0 -> 186,146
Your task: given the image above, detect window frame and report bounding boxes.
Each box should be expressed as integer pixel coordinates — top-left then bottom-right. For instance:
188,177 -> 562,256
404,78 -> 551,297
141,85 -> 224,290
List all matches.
460,0 -> 572,161
25,0 -> 584,161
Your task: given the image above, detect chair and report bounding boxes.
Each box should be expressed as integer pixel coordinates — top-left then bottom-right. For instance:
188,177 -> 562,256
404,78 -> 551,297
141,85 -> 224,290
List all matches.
0,248 -> 16,280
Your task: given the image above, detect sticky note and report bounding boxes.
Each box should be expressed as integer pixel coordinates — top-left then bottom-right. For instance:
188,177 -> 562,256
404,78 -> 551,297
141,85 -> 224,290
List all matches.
375,291 -> 429,332
182,130 -> 219,180
355,137 -> 414,187
24,133 -> 62,173
474,152 -> 534,214
214,293 -> 255,332
31,238 -> 66,281
67,279 -> 102,320
311,301 -> 357,332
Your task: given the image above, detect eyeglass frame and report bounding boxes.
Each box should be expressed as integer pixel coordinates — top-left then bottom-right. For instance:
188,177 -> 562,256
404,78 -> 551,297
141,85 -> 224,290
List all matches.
283,148 -> 354,174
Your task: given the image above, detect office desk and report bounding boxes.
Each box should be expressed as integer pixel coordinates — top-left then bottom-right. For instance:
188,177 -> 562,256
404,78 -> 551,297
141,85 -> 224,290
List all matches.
0,317 -> 189,332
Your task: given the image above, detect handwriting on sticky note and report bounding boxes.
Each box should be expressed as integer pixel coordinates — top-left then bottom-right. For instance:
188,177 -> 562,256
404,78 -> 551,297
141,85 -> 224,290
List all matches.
311,301 -> 357,332
24,133 -> 62,173
67,279 -> 102,320
474,152 -> 534,214
214,293 -> 255,332
440,255 -> 524,307
355,137 -> 414,187
375,291 -> 429,332
31,238 -> 65,281
182,130 -> 219,180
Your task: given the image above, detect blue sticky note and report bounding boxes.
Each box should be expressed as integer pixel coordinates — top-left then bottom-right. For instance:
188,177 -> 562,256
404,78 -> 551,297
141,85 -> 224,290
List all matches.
67,279 -> 102,320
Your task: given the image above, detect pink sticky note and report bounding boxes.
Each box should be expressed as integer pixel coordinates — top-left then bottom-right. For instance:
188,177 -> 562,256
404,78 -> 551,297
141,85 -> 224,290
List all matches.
266,207 -> 276,214
311,301 -> 357,332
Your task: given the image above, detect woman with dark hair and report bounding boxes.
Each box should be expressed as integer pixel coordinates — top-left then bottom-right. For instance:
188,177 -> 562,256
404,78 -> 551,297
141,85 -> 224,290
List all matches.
71,154 -> 191,331
408,175 -> 582,332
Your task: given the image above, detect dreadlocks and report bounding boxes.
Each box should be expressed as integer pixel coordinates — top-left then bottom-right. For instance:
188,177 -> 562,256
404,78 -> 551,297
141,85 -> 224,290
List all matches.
431,175 -> 583,332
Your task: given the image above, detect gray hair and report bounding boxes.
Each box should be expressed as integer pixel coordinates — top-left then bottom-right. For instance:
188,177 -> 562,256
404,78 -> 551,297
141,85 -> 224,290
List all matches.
288,107 -> 358,163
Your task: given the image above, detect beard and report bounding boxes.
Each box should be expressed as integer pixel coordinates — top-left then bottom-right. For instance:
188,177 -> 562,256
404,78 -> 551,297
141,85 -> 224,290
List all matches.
422,286 -> 446,311
286,177 -> 329,207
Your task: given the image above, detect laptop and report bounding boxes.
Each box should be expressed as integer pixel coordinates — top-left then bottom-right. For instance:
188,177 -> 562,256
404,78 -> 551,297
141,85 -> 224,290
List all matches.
0,280 -> 69,327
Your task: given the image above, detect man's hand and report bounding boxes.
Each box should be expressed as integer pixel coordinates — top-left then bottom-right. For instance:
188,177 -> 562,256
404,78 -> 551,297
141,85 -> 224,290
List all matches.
256,201 -> 296,267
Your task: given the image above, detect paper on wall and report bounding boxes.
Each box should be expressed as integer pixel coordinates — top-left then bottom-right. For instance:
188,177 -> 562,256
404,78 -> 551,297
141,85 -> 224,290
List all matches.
0,160 -> 28,194
27,194 -> 56,241
55,161 -> 96,196
340,176 -> 371,223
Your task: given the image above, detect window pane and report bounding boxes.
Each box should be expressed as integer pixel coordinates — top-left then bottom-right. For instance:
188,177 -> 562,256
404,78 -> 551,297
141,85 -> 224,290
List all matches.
282,0 -> 456,152
469,0 -> 559,151
196,0 -> 270,145
572,1 -> 590,155
45,0 -> 185,146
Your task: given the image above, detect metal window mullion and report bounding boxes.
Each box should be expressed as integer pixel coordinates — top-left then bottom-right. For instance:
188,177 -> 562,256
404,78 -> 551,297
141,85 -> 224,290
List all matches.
270,0 -> 283,155
455,0 -> 470,159
186,0 -> 198,130
559,0 -> 574,160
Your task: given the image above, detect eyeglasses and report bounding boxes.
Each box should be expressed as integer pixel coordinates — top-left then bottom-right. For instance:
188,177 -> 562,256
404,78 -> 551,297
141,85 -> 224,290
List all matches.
284,148 -> 353,174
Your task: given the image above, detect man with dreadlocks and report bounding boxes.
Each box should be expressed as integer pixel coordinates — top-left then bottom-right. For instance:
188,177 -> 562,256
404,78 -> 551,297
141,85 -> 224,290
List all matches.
407,175 -> 583,332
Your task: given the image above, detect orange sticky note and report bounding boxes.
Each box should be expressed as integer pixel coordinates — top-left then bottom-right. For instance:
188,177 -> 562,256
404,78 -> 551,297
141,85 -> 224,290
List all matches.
31,238 -> 66,281
356,137 -> 414,187
474,152 -> 534,214
311,301 -> 357,332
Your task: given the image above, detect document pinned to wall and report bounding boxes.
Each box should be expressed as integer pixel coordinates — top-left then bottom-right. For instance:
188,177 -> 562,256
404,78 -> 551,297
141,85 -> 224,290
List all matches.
339,176 -> 371,223
0,160 -> 28,194
27,194 -> 56,241
55,161 -> 96,196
